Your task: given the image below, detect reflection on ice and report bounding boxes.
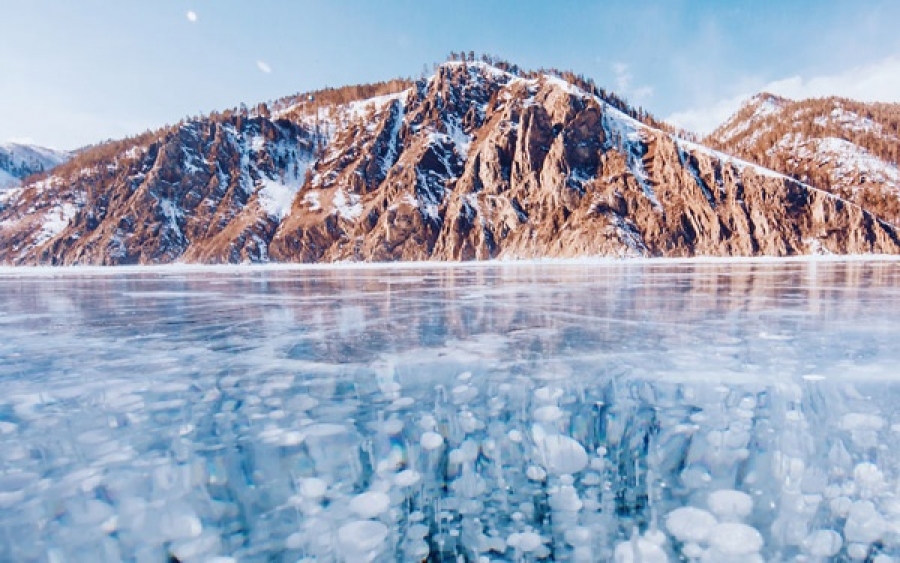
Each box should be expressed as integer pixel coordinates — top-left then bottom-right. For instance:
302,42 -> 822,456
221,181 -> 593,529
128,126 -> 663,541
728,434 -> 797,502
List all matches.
1,261 -> 900,561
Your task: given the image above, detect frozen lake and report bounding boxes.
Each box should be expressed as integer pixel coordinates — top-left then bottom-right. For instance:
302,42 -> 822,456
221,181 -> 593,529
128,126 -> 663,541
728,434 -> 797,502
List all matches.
2,260 -> 900,562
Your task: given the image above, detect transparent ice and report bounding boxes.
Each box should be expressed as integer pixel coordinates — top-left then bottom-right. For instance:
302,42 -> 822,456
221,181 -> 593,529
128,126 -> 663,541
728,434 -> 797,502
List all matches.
2,260 -> 900,562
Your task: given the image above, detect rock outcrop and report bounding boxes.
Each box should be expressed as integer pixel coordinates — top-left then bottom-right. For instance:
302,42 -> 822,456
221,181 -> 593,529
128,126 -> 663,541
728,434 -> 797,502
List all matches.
2,62 -> 899,265
707,94 -> 900,224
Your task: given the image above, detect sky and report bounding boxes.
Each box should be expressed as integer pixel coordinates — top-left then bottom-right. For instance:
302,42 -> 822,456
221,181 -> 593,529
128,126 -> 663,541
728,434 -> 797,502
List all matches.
2,0 -> 900,150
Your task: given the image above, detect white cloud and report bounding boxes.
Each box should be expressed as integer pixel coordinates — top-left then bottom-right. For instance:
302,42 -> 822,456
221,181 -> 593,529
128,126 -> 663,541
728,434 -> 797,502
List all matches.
186,10 -> 198,23
667,55 -> 900,135
256,60 -> 272,74
611,63 -> 653,104
613,62 -> 631,92
666,95 -> 751,136
632,86 -> 654,102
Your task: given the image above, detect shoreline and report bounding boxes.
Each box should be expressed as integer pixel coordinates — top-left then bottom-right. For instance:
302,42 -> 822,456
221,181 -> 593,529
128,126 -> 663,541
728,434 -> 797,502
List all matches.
1,253 -> 899,277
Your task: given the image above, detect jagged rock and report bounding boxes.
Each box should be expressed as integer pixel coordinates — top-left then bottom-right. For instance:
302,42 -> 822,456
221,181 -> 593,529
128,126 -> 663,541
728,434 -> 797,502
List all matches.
2,62 -> 899,265
708,94 -> 900,224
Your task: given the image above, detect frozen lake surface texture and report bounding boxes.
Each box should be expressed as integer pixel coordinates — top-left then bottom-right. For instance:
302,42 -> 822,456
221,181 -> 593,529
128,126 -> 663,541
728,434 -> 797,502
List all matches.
3,260 -> 900,562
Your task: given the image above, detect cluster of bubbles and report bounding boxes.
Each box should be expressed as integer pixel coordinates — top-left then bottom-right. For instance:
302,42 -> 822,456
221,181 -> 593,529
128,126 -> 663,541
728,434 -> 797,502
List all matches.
3,261 -> 900,561
3,353 -> 900,562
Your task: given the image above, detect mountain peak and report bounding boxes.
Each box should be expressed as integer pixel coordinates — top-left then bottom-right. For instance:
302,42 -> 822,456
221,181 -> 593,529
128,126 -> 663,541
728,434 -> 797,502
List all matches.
0,143 -> 71,190
2,60 -> 899,264
707,93 -> 900,224
746,91 -> 790,107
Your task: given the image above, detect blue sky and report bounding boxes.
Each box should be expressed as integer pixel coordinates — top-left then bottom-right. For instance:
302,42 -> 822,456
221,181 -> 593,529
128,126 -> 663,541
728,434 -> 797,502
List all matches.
2,0 -> 900,149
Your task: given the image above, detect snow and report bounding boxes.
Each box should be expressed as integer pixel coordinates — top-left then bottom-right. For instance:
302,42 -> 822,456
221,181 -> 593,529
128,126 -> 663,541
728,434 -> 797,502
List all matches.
33,201 -> 80,246
250,135 -> 266,152
0,167 -> 18,189
814,106 -> 884,135
771,133 -> 900,192
717,94 -> 787,142
303,190 -> 321,211
600,105 -> 662,208
158,197 -> 184,241
816,137 -> 899,185
257,177 -> 300,221
346,91 -> 407,122
331,189 -> 363,220
444,116 -> 471,158
381,100 -> 405,174
441,60 -> 518,82
542,74 -> 587,97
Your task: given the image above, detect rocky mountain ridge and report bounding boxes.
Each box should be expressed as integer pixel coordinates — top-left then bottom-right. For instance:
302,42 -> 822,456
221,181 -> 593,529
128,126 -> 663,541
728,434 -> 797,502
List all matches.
2,61 -> 899,265
707,94 -> 900,223
0,143 -> 71,190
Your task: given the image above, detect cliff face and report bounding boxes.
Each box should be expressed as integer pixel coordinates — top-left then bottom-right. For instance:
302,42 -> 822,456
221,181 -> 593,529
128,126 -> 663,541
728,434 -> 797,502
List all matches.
707,94 -> 900,224
2,62 -> 899,265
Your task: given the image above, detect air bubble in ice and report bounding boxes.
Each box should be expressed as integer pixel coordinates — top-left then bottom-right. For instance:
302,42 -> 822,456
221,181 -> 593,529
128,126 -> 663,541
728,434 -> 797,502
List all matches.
508,530 -> 543,552
844,500 -> 886,544
394,469 -> 422,488
532,428 -> 588,475
338,520 -> 389,557
349,491 -> 391,518
299,478 -> 327,499
707,522 -> 763,555
803,529 -> 843,557
666,506 -> 718,544
708,489 -> 754,520
421,431 -> 444,450
614,537 -> 669,563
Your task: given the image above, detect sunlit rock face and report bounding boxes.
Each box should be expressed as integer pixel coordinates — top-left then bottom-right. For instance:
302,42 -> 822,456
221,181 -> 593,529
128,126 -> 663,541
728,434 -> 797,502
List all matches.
1,260 -> 900,561
2,62 -> 899,265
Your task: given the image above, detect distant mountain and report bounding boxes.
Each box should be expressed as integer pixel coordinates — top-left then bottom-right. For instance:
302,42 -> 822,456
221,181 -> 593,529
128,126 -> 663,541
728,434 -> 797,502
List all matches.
0,143 -> 70,190
707,94 -> 900,223
1,61 -> 899,265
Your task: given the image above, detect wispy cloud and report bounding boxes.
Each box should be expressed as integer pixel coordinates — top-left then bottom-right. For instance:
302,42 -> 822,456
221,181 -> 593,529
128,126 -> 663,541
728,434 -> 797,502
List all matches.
256,60 -> 273,74
611,62 -> 654,104
667,56 -> 900,135
186,10 -> 198,23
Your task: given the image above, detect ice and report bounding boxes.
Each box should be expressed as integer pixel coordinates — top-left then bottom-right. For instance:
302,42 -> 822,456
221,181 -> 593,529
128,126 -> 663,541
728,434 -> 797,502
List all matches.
708,522 -> 764,555
507,530 -> 543,551
708,489 -> 754,520
420,431 -> 444,450
803,529 -> 843,557
348,491 -> 390,518
614,537 -> 669,563
2,260 -> 900,561
532,426 -> 589,475
666,506 -> 718,543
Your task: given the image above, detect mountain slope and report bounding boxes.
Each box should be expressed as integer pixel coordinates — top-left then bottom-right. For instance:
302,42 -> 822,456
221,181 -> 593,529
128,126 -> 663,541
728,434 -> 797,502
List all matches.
1,62 -> 899,265
707,94 -> 900,223
0,143 -> 71,189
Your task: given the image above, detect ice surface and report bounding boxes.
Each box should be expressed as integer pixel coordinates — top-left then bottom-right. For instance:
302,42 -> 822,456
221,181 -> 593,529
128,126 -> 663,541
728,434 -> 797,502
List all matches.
2,260 -> 900,561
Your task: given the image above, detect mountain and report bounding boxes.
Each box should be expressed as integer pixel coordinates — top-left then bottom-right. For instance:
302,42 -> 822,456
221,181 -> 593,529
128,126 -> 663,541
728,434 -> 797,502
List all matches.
0,143 -> 71,190
1,61 -> 899,265
707,94 -> 900,223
